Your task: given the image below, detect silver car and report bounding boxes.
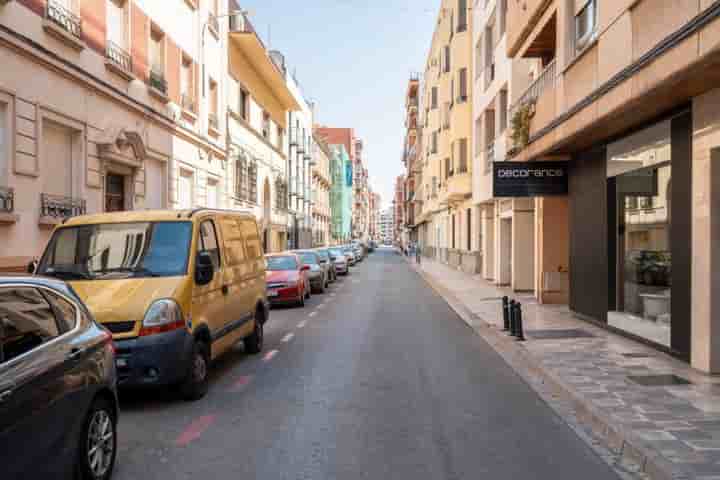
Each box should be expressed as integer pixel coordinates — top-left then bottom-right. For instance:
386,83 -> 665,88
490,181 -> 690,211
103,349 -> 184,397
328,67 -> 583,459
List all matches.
329,247 -> 349,275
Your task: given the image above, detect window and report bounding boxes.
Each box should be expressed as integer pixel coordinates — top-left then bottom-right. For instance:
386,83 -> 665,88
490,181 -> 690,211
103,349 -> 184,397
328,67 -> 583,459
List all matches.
499,89 -> 508,132
262,112 -> 270,139
457,0 -> 467,32
443,45 -> 451,73
106,0 -> 127,49
219,218 -> 246,266
498,0 -> 507,36
239,219 -> 263,258
451,214 -> 456,249
458,138 -> 468,173
198,220 -> 221,270
239,87 -> 249,121
0,288 -> 60,364
474,117 -> 482,157
206,179 -> 219,208
444,157 -> 451,179
248,160 -> 258,203
209,79 -> 218,130
150,28 -> 164,74
277,126 -> 284,149
431,87 -> 438,109
475,36 -> 483,79
235,154 -> 248,201
45,291 -> 78,332
181,56 -> 194,111
458,68 -> 468,102
178,169 -> 194,209
466,209 -> 472,251
575,0 -> 597,52
431,131 -> 438,154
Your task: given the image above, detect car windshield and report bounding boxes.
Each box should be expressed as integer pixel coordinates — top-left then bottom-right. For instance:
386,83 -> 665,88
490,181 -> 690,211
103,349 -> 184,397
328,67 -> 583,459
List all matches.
266,256 -> 298,271
37,222 -> 192,280
329,249 -> 344,257
316,250 -> 329,261
298,252 -> 319,265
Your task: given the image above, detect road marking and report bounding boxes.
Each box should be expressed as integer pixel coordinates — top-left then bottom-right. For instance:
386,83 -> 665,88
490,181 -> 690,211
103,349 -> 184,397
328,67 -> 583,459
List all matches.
297,320 -> 307,328
317,304 -> 325,309
308,311 -> 317,317
330,293 -> 336,297
281,332 -> 294,343
175,415 -> 216,447
262,349 -> 278,362
230,375 -> 252,392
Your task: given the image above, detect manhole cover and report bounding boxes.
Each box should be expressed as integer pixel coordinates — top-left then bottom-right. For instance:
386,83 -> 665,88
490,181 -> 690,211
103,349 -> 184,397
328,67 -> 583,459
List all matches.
627,374 -> 691,386
622,352 -> 652,358
527,329 -> 596,339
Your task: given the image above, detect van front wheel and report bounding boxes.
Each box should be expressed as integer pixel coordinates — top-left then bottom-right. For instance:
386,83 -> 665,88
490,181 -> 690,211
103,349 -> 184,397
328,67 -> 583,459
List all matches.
179,340 -> 209,401
244,320 -> 263,354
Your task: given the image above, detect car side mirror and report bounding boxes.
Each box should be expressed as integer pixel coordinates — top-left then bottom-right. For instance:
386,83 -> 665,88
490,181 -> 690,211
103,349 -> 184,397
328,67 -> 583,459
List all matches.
27,260 -> 38,275
301,265 -> 310,271
195,251 -> 215,286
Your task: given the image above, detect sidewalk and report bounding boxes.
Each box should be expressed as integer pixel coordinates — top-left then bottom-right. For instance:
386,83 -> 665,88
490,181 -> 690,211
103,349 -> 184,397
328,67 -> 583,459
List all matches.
411,256 -> 720,480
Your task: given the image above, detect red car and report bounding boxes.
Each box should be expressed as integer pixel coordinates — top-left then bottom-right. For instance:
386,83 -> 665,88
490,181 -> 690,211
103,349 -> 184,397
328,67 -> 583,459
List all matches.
265,253 -> 311,307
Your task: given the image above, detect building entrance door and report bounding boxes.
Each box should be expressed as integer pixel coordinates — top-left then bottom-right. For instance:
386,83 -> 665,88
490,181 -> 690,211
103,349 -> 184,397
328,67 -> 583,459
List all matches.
105,174 -> 125,212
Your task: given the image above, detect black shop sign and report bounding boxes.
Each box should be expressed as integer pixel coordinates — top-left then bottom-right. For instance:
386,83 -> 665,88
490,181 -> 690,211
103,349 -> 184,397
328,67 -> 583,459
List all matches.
493,161 -> 569,197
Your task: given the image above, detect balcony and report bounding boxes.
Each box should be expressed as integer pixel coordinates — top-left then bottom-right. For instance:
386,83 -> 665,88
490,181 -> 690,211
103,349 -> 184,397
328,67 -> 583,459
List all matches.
40,193 -> 86,225
509,59 -> 558,149
181,93 -> 196,114
105,41 -> 133,79
148,68 -> 169,101
0,187 -> 17,224
208,113 -> 220,133
44,0 -> 83,49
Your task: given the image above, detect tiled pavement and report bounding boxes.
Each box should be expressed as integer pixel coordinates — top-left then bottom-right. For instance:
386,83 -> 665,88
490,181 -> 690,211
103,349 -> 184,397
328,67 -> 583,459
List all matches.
410,255 -> 720,480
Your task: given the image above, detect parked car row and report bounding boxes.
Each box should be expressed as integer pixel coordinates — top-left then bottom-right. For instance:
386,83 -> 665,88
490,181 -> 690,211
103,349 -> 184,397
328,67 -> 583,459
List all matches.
1,209 -> 272,479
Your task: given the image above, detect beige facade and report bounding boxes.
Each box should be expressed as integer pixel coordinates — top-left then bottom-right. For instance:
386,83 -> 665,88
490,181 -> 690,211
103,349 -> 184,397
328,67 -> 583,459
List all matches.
506,0 -> 720,371
312,134 -> 331,247
418,0 -> 476,271
0,0 -> 229,271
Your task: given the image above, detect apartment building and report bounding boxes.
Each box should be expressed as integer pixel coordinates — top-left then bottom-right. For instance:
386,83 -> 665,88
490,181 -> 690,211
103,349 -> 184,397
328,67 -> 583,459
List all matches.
312,133 -> 331,247
402,74 -> 421,249
328,143 -> 351,243
379,206 -> 394,245
226,11 -> 298,253
352,138 -> 369,241
368,189 -> 380,242
506,0 -> 720,370
393,174 -> 406,247
0,0 -> 231,271
418,0 -> 475,271
286,73 -> 313,249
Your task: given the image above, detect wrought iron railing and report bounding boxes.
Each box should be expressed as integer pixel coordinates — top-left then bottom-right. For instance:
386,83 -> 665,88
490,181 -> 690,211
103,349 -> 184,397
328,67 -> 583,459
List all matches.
510,59 -> 557,119
208,113 -> 219,131
106,41 -> 132,73
149,68 -> 167,95
41,193 -> 86,219
0,187 -> 14,214
181,93 -> 196,113
46,0 -> 82,40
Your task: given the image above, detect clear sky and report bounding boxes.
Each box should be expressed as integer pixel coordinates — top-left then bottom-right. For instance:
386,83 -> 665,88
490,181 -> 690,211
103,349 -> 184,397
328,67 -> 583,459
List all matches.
238,0 -> 439,209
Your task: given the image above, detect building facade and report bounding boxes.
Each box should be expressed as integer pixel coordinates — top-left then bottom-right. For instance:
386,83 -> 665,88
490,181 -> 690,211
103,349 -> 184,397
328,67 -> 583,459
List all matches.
227,12 -> 298,253
402,74 -> 421,250
0,0 -> 232,271
368,190 -> 380,242
418,0 -> 475,271
312,133 -> 331,247
352,138 -> 370,241
329,143 -> 351,243
506,0 -> 720,371
379,206 -> 394,245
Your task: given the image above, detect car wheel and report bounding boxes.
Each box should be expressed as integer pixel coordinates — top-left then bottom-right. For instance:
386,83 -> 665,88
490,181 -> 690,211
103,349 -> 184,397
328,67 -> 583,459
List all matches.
244,319 -> 264,354
179,340 -> 209,401
305,285 -> 311,299
78,397 -> 116,480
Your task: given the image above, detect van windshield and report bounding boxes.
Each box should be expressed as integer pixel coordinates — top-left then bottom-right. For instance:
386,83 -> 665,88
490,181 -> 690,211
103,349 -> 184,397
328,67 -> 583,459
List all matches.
37,222 -> 193,280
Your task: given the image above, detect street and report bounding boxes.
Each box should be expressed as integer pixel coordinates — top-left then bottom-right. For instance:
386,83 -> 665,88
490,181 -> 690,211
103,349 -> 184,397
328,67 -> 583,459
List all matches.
114,249 -> 620,480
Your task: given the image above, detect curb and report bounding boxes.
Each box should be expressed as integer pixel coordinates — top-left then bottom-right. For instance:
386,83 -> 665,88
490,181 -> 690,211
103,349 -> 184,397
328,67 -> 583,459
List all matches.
409,258 -> 688,480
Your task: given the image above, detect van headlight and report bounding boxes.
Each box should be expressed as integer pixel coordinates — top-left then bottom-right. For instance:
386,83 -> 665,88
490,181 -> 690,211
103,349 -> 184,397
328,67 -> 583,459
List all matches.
139,299 -> 186,337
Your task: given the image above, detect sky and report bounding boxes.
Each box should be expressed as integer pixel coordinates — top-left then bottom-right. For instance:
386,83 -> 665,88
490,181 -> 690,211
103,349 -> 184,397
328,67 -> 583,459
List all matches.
238,0 -> 439,209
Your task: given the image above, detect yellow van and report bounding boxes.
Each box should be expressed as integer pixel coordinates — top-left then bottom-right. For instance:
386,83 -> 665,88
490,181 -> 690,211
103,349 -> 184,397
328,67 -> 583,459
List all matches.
35,208 -> 269,400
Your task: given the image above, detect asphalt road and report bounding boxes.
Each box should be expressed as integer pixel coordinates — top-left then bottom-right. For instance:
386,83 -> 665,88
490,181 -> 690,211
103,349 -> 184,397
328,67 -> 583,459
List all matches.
115,248 -> 620,480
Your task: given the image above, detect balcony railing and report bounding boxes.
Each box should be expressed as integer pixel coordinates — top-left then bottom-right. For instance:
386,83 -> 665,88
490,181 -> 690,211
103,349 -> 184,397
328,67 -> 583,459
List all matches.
181,93 -> 196,113
0,187 -> 14,214
41,193 -> 86,219
208,113 -> 219,131
485,142 -> 495,171
106,41 -> 132,74
46,0 -> 82,40
289,127 -> 299,146
208,11 -> 220,35
149,68 -> 167,95
510,59 -> 557,119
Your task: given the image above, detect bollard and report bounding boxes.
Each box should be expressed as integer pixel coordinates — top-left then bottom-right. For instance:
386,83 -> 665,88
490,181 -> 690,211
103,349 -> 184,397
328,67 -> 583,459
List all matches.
515,302 -> 525,341
502,296 -> 510,331
509,300 -> 517,336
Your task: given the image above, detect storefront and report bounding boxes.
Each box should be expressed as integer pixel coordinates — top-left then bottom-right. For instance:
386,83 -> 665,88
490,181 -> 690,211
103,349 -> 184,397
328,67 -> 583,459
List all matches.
568,109 -> 692,361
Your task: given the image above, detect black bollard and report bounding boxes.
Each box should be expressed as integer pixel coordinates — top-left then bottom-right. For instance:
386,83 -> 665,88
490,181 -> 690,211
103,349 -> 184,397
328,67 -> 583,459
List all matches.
509,300 -> 517,336
515,302 -> 525,341
502,296 -> 510,331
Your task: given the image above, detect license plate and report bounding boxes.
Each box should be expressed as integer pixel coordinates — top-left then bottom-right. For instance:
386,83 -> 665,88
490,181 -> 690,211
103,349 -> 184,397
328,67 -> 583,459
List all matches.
116,358 -> 128,368
267,290 -> 279,297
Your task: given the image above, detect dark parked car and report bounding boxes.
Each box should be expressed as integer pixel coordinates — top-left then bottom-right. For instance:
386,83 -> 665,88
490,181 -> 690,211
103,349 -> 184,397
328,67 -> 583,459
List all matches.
294,251 -> 328,293
315,248 -> 337,283
0,276 -> 118,480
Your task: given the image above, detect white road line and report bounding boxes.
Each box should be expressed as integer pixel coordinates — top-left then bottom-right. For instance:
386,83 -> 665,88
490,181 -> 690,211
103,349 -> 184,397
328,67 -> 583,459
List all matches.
280,332 -> 294,343
297,320 -> 307,328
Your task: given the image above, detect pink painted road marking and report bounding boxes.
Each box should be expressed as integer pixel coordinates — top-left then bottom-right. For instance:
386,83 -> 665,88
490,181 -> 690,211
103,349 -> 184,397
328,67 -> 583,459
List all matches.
175,414 -> 216,447
230,375 -> 253,392
263,349 -> 278,362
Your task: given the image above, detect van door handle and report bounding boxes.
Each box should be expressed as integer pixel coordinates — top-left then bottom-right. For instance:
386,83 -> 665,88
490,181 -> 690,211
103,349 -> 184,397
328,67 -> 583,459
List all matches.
222,285 -> 229,295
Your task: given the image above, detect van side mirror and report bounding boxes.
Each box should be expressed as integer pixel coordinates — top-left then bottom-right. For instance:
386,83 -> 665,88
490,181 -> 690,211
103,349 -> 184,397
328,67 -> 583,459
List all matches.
195,251 -> 215,286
